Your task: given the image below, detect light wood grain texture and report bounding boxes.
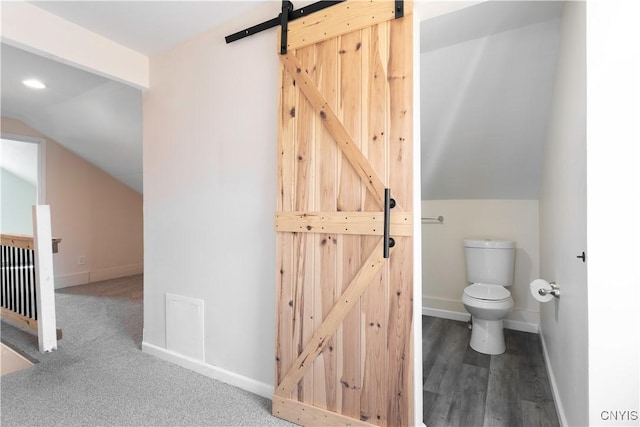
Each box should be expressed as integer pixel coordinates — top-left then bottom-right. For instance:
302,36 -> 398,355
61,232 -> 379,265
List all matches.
275,240 -> 391,398
275,211 -> 412,236
274,2 -> 414,424
312,36 -> 339,411
360,23 -> 390,426
337,29 -> 363,419
294,43 -> 317,403
0,308 -> 62,340
0,307 -> 38,332
1,234 -> 61,253
284,0 -> 398,52
1,234 -> 34,250
273,397 -> 376,427
280,53 -> 387,210
386,10 -> 414,425
275,58 -> 297,399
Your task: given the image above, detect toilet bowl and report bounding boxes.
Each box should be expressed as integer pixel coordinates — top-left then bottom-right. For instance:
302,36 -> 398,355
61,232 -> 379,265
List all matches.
463,239 -> 516,355
462,283 -> 513,354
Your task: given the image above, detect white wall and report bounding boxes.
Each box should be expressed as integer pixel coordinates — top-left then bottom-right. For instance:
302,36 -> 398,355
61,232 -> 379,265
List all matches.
0,168 -> 36,234
142,2 -> 281,395
420,17 -> 561,200
1,117 -> 144,287
538,2 -> 588,426
587,1 -> 640,425
422,199 -> 540,331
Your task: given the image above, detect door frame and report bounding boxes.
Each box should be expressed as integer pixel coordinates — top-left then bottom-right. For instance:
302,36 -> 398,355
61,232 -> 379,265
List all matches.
410,10 -> 422,427
1,132 -> 47,205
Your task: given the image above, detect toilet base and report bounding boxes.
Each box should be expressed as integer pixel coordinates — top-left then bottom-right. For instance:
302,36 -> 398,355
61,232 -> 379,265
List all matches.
469,317 -> 506,355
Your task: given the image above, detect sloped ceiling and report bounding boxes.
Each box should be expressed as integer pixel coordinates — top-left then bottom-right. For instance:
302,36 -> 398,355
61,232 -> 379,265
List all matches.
420,1 -> 564,200
1,1 -> 266,194
1,43 -> 143,193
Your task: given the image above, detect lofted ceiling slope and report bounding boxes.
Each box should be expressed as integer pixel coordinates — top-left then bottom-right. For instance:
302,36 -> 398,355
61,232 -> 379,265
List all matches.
1,43 -> 143,193
1,1 -> 265,194
420,1 -> 565,200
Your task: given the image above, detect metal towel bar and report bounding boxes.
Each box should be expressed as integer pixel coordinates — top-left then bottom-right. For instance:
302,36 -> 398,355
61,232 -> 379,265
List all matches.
421,216 -> 444,223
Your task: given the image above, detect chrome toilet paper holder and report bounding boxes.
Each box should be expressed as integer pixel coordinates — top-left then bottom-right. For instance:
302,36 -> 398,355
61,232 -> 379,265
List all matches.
538,282 -> 560,298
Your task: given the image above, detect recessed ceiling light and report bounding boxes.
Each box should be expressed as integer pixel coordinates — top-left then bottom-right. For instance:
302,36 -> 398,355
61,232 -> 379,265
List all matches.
22,79 -> 46,89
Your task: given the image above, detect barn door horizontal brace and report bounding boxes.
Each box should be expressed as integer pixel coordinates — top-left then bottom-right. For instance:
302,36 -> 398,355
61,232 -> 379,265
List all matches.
225,0 -> 404,53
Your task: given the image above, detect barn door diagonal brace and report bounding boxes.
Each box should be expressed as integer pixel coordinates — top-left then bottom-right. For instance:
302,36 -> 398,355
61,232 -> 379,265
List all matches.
274,239 -> 391,397
279,53 -> 392,210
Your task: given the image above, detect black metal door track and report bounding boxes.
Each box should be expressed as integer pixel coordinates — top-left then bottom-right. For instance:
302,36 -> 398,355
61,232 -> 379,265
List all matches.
225,0 -> 404,55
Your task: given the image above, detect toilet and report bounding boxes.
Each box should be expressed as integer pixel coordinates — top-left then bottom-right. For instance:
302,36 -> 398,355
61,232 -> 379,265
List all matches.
462,239 -> 515,355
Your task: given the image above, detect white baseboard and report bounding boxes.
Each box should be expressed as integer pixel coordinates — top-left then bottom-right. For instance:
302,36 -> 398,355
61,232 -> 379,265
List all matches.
90,263 -> 143,283
504,318 -> 538,334
422,306 -> 538,333
141,341 -> 273,399
422,306 -> 470,322
54,264 -> 143,289
539,328 -> 568,427
55,272 -> 90,289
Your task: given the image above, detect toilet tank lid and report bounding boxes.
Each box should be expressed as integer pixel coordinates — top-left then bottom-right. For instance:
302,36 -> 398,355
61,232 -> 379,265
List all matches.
464,239 -> 515,249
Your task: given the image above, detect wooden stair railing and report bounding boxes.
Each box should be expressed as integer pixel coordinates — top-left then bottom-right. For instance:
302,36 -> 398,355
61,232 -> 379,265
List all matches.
1,234 -> 61,253
1,206 -> 62,352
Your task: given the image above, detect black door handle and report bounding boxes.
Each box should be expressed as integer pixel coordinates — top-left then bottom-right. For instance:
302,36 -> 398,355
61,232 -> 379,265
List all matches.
383,189 -> 396,259
577,251 -> 586,262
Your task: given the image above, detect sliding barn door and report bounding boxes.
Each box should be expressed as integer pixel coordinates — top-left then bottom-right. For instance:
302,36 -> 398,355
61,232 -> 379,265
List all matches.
274,1 -> 413,425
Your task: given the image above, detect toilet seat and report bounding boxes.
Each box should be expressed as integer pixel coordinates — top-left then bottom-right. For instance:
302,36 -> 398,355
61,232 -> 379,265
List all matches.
464,283 -> 511,302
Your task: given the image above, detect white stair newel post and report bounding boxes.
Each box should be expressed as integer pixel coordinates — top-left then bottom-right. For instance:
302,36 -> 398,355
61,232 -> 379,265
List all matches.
32,205 -> 57,352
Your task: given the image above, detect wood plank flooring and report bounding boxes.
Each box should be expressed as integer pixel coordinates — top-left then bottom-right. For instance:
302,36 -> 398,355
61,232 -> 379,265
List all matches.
423,316 -> 560,427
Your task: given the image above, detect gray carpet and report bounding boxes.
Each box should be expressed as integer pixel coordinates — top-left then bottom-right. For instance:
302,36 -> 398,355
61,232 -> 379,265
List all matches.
1,275 -> 293,426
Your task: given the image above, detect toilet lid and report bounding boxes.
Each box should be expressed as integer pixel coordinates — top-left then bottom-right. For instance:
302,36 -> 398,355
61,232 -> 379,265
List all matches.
464,283 -> 511,301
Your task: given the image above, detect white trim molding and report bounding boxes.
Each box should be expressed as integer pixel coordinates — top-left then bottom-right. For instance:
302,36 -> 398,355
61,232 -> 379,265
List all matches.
422,305 -> 539,334
422,294 -> 540,333
90,263 -> 143,283
1,132 -> 46,205
55,272 -> 90,289
0,2 -> 148,89
141,341 -> 274,400
55,264 -> 143,289
539,327 -> 568,426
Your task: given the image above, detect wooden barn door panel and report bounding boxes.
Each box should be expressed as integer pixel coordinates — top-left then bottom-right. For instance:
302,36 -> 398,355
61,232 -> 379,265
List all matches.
274,2 -> 413,426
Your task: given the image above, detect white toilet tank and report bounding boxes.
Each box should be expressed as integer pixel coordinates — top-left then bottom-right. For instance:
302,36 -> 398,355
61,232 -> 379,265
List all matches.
464,240 -> 515,286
